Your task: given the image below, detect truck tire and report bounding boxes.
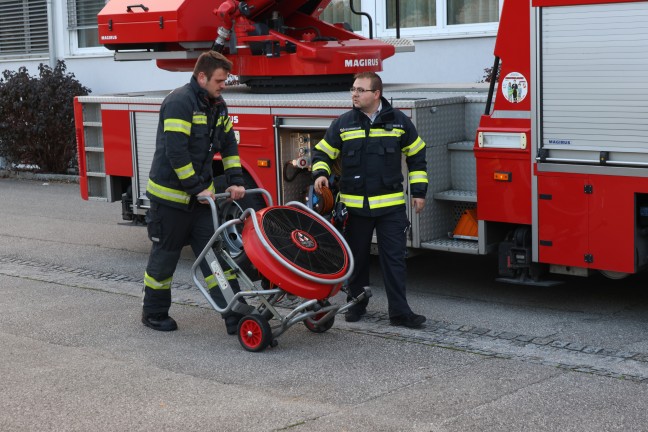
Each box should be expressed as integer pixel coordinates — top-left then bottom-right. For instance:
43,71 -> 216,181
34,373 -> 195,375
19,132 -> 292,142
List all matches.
214,173 -> 266,280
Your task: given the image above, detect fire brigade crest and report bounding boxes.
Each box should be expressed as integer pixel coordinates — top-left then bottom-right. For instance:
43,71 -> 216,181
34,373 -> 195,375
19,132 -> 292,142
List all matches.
501,72 -> 528,104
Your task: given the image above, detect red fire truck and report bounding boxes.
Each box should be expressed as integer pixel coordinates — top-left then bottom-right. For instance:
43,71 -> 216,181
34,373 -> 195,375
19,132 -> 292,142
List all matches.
74,0 -> 648,283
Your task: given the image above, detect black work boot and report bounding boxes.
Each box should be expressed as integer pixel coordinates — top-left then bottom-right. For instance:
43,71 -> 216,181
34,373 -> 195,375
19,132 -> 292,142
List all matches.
142,312 -> 178,331
223,313 -> 244,335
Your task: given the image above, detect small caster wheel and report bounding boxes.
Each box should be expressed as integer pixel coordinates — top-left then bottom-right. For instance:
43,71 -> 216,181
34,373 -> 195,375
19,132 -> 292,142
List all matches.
304,302 -> 335,333
238,314 -> 272,352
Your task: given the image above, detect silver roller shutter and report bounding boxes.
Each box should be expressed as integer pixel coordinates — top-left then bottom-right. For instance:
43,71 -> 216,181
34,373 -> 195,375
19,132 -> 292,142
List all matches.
539,2 -> 648,167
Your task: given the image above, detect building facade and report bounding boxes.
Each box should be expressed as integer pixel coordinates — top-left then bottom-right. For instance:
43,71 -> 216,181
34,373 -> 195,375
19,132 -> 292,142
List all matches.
0,0 -> 501,95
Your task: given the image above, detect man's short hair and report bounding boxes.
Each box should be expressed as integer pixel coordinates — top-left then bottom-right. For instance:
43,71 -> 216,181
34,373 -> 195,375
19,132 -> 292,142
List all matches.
194,51 -> 233,79
354,71 -> 383,97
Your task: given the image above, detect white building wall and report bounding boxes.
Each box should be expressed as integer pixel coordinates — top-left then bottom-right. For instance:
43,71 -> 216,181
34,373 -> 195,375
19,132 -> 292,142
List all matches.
0,1 -> 497,95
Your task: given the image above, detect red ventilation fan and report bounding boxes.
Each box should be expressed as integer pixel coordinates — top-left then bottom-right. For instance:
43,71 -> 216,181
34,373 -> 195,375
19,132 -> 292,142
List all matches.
242,206 -> 350,300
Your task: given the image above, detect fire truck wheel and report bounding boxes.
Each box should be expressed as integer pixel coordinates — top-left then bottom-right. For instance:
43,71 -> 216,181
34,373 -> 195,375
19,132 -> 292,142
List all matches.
599,270 -> 630,280
214,173 -> 266,279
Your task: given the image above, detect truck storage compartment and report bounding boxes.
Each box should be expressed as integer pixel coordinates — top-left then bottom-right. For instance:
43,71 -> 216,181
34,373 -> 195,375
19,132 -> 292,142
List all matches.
537,2 -> 648,167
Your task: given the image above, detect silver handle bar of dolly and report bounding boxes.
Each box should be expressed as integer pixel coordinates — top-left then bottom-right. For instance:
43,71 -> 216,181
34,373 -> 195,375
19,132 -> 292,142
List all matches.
190,189 -> 278,315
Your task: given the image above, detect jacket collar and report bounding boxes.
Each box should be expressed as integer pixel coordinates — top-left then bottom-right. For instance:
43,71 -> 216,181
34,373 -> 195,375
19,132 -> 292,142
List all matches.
190,75 -> 224,109
353,96 -> 394,126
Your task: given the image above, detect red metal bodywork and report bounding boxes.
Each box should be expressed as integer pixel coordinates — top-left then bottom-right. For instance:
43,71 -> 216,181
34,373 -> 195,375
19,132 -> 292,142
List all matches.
475,0 -> 532,225
98,0 -> 395,76
476,0 -> 648,274
101,110 -> 133,177
73,97 -> 88,200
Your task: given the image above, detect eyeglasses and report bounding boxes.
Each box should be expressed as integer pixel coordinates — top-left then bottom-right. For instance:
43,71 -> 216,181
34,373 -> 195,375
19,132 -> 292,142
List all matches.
350,87 -> 377,94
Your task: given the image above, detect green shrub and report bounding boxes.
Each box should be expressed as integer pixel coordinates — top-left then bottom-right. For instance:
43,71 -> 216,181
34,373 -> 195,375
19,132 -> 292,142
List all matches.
0,61 -> 90,174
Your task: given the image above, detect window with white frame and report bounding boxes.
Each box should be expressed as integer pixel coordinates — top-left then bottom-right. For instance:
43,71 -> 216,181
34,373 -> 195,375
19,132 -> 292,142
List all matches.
67,0 -> 105,50
321,0 -> 501,39
0,0 -> 48,59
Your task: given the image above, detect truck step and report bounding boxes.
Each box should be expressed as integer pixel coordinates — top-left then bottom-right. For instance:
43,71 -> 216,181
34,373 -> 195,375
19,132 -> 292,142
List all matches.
447,140 -> 474,151
433,189 -> 477,202
420,238 -> 479,254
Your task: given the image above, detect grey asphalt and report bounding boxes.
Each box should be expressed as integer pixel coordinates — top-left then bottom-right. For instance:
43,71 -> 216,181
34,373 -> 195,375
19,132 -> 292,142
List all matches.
2,177 -> 648,431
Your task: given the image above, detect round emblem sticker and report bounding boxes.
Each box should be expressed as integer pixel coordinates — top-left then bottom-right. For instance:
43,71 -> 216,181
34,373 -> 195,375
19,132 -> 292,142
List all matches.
291,229 -> 317,251
501,72 -> 528,104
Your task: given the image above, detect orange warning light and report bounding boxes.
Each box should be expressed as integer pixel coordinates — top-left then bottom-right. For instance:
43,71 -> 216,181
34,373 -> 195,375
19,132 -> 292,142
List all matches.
494,171 -> 511,182
257,159 -> 271,168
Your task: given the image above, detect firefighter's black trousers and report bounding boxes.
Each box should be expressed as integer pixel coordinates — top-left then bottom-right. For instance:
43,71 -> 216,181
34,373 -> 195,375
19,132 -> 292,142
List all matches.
345,208 -> 414,318
142,201 -> 236,316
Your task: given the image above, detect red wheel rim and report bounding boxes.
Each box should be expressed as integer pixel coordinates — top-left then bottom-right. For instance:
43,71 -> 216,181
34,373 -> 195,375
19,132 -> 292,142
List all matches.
240,319 -> 262,349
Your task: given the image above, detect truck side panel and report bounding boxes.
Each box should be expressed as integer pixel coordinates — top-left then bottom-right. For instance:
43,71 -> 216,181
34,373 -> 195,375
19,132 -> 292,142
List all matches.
102,109 -> 133,177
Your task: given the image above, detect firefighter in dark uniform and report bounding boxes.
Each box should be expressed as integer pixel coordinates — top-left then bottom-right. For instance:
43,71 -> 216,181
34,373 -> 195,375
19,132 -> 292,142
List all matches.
142,51 -> 246,333
312,72 -> 428,328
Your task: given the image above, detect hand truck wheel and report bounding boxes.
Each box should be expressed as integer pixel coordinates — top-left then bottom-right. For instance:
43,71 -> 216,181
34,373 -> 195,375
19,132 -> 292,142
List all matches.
237,314 -> 273,352
304,301 -> 335,333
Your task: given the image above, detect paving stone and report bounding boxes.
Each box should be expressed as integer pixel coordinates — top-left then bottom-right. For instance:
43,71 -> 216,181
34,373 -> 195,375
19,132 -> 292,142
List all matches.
497,332 -> 520,340
550,341 -> 570,348
531,336 -> 554,345
514,334 -> 535,342
565,343 -> 586,351
582,346 -> 603,354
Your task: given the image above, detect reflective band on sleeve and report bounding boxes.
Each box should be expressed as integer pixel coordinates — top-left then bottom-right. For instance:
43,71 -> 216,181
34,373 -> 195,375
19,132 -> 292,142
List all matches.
192,114 -> 207,125
223,117 -> 233,133
174,162 -> 195,180
340,130 -> 366,141
409,170 -> 428,184
314,139 -> 339,159
368,192 -> 406,209
402,137 -> 425,156
208,181 -> 215,194
223,156 -> 241,170
146,179 -> 191,205
312,161 -> 331,175
368,128 -> 405,138
164,118 -> 192,136
339,193 -> 364,208
144,272 -> 173,290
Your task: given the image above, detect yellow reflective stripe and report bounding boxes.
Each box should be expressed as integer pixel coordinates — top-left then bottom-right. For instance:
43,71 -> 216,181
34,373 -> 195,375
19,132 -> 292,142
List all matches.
192,114 -> 207,125
208,181 -> 215,194
409,171 -> 428,184
164,118 -> 191,136
340,130 -> 366,141
174,162 -> 195,180
339,193 -> 364,208
206,270 -> 237,289
223,117 -> 233,133
146,179 -> 191,205
314,139 -> 339,159
368,192 -> 406,209
312,161 -> 331,175
223,156 -> 241,170
402,137 -> 425,157
368,128 -> 405,138
144,272 -> 173,290
205,274 -> 218,289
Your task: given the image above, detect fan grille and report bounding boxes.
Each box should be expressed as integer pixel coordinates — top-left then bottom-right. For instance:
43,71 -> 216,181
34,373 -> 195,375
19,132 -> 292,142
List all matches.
260,207 -> 346,276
